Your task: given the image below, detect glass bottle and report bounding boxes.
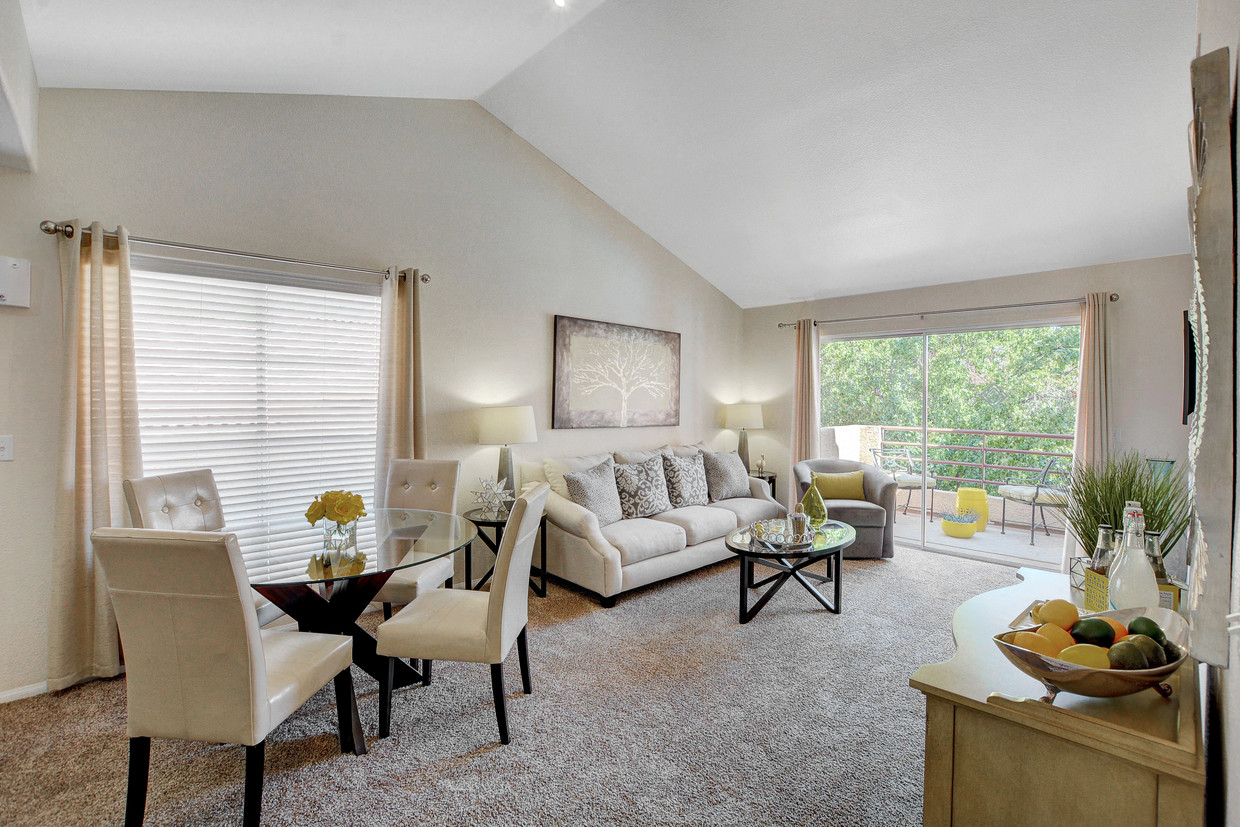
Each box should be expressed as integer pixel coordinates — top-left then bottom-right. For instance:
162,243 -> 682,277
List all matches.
1144,532 -> 1169,583
799,482 -> 828,530
1088,524 -> 1114,575
1108,502 -> 1160,609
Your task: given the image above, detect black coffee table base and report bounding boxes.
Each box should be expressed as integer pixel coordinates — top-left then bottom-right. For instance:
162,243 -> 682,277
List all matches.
738,549 -> 842,623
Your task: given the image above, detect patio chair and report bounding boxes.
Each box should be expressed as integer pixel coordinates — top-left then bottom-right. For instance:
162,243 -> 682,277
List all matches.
996,457 -> 1070,545
870,448 -> 938,522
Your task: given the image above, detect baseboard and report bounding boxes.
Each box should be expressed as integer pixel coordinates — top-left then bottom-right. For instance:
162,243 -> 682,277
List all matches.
0,681 -> 49,705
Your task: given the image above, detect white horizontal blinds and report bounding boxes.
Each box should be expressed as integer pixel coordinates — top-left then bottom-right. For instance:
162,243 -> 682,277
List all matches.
130,264 -> 382,581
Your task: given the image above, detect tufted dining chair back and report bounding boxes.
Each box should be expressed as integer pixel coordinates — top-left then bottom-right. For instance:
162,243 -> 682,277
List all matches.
384,459 -> 460,513
124,468 -> 225,531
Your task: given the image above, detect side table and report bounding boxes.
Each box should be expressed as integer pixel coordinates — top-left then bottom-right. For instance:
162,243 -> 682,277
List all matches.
749,471 -> 777,501
462,507 -> 548,597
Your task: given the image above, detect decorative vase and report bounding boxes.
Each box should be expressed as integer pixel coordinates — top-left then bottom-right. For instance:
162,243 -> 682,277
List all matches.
323,520 -> 358,569
799,483 -> 828,529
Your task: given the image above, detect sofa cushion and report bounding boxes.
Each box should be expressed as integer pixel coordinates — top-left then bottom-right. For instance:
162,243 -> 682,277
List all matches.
613,446 -> 670,465
708,496 -> 784,527
649,505 -> 736,545
823,499 -> 888,528
662,453 -> 709,507
564,459 -> 623,527
812,470 -> 866,501
544,452 -> 613,499
614,456 -> 673,519
701,449 -> 751,501
601,518 -> 687,566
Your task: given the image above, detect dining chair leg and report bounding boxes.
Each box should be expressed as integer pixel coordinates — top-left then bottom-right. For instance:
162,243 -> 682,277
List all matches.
378,657 -> 394,739
332,668 -> 367,755
1000,498 -> 1007,534
444,576 -> 453,589
421,659 -> 432,687
382,603 -> 393,620
490,663 -> 510,745
516,628 -> 532,695
243,740 -> 265,827
125,736 -> 150,827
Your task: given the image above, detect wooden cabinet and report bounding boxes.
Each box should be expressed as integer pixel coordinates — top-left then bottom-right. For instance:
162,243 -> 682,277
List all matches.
911,569 -> 1205,826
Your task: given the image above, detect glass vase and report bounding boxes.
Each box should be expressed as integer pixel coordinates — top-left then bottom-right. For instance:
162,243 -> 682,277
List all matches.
323,520 -> 358,569
799,483 -> 828,530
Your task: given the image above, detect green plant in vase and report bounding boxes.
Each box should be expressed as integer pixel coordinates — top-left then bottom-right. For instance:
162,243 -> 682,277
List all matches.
799,483 -> 828,530
1062,452 -> 1190,561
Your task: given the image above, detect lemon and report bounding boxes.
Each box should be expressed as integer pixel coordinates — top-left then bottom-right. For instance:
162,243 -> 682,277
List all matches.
1038,599 -> 1080,631
1036,623 -> 1074,655
1058,643 -> 1111,669
1030,602 -> 1044,624
1012,631 -> 1059,658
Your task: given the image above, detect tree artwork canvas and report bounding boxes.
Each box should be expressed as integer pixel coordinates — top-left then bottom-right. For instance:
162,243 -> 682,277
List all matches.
553,315 -> 680,428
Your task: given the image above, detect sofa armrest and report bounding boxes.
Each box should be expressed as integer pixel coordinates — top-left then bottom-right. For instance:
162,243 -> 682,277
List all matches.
748,477 -> 787,513
543,490 -> 602,537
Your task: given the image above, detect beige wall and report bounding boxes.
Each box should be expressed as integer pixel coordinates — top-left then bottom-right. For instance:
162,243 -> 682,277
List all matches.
740,255 -> 1193,509
0,89 -> 744,697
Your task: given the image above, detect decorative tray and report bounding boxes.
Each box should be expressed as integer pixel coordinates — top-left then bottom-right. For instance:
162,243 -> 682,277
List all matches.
748,518 -> 816,549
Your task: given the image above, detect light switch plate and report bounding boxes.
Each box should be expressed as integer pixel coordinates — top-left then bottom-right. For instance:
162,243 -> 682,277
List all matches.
0,257 -> 32,308
0,436 -> 12,461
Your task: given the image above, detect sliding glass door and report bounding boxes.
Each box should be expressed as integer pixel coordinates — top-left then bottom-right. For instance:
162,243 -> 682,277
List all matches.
821,324 -> 1080,566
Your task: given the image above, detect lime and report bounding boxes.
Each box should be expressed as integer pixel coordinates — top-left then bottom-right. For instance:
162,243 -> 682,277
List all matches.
1059,643 -> 1111,669
1070,617 -> 1116,648
1127,634 -> 1167,668
1107,640 -> 1150,670
1127,616 -> 1167,646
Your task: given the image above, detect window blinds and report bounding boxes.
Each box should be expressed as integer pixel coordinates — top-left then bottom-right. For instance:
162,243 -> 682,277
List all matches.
130,264 -> 382,582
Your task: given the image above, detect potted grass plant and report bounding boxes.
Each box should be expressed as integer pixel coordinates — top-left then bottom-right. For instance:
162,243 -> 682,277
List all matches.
1063,452 -> 1191,561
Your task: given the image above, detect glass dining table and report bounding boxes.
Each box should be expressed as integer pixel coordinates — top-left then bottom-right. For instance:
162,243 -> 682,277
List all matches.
251,508 -> 477,695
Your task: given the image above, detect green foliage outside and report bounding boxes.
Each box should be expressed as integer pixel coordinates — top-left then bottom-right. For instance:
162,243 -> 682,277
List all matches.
820,327 -> 1081,495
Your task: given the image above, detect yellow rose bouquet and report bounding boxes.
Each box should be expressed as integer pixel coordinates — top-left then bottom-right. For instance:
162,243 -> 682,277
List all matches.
305,489 -> 367,580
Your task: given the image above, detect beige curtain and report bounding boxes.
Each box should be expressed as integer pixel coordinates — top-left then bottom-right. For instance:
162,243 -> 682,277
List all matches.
791,318 -> 821,474
373,266 -> 426,508
1061,291 -> 1112,571
48,221 -> 142,690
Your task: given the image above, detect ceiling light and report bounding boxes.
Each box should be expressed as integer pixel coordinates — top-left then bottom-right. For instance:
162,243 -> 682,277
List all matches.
554,0 -> 566,7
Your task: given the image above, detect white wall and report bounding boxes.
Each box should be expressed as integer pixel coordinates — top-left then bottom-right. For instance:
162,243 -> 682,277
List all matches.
0,0 -> 38,171
740,255 -> 1193,508
0,89 -> 743,697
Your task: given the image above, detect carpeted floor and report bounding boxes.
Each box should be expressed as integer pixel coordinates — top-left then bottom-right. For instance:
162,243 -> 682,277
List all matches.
0,546 -> 1016,826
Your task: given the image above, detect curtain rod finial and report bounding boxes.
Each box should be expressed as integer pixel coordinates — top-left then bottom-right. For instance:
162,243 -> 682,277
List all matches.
1109,292 -> 1119,302
40,220 -> 74,238
420,272 -> 430,284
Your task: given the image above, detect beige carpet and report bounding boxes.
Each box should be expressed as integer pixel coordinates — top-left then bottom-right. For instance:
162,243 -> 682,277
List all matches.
0,547 -> 1016,826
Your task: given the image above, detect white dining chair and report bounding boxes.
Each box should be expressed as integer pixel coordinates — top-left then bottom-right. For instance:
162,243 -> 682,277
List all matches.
91,527 -> 363,827
374,458 -> 460,615
123,468 -> 284,627
375,482 -> 550,744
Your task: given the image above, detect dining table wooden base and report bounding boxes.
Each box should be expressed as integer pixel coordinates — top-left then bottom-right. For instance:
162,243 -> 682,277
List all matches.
254,572 -> 427,692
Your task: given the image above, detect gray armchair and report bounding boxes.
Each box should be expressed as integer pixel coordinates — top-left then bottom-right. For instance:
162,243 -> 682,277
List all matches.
793,459 -> 897,559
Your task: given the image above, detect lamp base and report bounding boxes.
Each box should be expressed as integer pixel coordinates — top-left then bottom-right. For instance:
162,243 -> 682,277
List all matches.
738,429 -> 750,471
497,445 -> 515,492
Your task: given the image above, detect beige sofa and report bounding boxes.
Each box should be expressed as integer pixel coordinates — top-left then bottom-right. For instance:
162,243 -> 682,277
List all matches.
520,447 -> 786,606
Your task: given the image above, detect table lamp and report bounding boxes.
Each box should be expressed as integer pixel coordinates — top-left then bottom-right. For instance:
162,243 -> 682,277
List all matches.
725,403 -> 763,471
478,405 -> 538,490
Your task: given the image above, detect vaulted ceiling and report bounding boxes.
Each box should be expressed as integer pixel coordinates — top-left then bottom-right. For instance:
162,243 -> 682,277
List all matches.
17,0 -> 1198,307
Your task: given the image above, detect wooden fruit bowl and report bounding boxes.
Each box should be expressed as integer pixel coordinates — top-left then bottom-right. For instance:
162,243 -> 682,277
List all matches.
992,606 -> 1189,704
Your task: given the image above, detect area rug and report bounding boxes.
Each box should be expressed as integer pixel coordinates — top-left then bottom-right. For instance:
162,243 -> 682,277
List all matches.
0,547 -> 1016,826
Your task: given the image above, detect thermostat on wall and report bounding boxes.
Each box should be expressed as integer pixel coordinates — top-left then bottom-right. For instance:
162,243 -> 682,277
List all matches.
0,257 -> 31,308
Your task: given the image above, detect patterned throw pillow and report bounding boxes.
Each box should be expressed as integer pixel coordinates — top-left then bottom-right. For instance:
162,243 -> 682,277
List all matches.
701,449 -> 751,502
613,455 -> 674,519
663,452 -> 708,508
564,459 -> 623,527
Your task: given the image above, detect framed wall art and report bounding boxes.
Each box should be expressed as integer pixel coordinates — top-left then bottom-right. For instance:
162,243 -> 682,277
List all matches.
553,315 -> 681,429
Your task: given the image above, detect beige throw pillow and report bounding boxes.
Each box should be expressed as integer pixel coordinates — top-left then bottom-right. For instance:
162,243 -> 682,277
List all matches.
544,452 -> 613,499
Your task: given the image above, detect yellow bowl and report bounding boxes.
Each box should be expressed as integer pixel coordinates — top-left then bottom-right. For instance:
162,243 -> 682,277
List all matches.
993,607 -> 1189,703
941,519 -> 977,539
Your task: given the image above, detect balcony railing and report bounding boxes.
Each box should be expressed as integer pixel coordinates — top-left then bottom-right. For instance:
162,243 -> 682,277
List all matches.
878,426 -> 1073,493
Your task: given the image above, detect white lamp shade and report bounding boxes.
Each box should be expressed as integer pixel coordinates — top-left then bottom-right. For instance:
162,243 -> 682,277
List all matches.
477,405 -> 538,445
725,403 -> 763,430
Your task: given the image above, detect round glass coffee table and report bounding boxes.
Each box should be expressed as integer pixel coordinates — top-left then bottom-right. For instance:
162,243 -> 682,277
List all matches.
725,519 -> 856,623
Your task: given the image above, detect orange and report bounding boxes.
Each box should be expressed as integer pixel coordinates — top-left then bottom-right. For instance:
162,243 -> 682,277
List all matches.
1112,634 -> 1132,645
1038,599 -> 1080,631
1012,631 -> 1060,658
1036,623 -> 1074,655
1096,616 -> 1128,641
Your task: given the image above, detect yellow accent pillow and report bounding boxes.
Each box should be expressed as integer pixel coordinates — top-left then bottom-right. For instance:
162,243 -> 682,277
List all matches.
812,470 -> 867,501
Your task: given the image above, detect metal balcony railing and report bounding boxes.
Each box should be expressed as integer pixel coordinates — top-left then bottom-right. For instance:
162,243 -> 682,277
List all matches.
878,426 -> 1073,493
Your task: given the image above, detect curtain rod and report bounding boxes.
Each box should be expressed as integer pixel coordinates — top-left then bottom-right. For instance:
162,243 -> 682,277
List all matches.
775,293 -> 1119,328
38,220 -> 430,283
